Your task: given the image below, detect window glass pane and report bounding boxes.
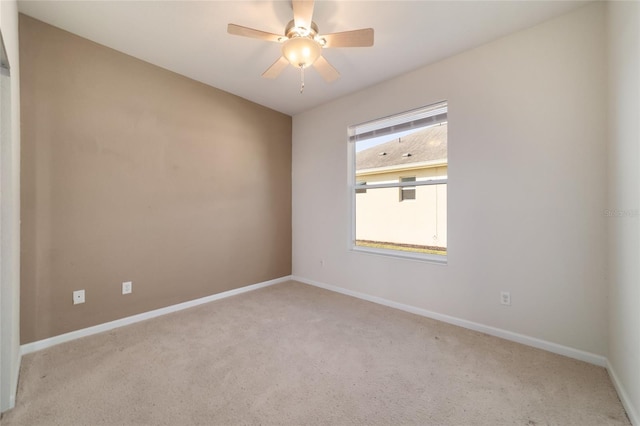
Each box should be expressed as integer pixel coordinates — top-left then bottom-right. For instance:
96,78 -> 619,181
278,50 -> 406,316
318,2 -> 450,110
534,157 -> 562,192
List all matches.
355,123 -> 447,173
355,184 -> 447,255
353,115 -> 447,258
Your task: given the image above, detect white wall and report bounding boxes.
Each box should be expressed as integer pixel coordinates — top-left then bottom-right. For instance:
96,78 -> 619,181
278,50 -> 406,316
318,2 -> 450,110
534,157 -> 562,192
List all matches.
293,2 -> 608,357
606,0 -> 640,423
0,0 -> 21,412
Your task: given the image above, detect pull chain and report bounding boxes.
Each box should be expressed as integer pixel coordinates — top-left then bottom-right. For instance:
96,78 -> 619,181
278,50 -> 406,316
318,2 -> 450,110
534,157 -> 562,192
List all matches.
300,66 -> 305,94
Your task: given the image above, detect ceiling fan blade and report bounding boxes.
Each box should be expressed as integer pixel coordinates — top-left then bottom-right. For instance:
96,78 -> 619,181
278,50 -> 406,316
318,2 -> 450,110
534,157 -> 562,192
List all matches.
227,24 -> 283,43
313,56 -> 340,83
293,0 -> 314,30
262,56 -> 290,79
321,28 -> 374,48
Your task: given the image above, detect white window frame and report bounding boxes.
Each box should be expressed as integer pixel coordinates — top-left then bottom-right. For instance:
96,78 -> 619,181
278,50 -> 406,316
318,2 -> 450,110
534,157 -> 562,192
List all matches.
348,101 -> 448,264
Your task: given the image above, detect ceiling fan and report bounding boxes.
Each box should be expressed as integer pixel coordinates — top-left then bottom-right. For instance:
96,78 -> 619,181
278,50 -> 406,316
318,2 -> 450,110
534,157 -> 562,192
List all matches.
227,0 -> 374,92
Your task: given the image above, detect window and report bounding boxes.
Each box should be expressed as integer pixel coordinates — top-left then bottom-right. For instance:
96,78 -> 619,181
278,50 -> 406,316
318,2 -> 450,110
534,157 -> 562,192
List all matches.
400,177 -> 416,201
349,101 -> 448,261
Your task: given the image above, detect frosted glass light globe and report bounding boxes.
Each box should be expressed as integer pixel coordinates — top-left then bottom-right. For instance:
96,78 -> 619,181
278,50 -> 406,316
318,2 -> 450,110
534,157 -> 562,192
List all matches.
282,37 -> 321,68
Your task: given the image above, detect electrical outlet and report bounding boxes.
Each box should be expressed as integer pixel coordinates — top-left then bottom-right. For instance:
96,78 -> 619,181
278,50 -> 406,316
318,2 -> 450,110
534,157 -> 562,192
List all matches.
500,291 -> 511,306
73,290 -> 85,305
122,281 -> 132,295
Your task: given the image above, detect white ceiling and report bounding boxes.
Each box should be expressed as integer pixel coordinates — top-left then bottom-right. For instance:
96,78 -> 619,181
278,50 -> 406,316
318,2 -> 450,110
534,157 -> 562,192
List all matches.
18,0 -> 589,116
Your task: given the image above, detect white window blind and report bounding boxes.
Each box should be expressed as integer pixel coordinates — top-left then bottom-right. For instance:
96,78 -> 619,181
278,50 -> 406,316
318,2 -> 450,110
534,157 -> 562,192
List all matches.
348,101 -> 447,143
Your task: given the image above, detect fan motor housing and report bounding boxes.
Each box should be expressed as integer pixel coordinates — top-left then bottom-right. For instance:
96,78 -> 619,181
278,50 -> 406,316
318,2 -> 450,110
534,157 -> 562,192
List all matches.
285,19 -> 319,39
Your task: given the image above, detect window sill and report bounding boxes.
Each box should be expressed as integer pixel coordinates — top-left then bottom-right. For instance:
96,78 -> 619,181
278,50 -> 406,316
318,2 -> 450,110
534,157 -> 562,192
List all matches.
350,245 -> 448,265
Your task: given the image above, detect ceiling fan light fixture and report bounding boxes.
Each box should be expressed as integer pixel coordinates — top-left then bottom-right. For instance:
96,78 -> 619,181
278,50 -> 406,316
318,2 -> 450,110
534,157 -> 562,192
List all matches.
227,0 -> 374,87
282,36 -> 321,68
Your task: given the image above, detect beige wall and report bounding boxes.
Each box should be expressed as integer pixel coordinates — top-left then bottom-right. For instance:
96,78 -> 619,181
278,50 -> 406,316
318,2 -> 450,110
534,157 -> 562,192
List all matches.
355,166 -> 447,248
19,15 -> 292,344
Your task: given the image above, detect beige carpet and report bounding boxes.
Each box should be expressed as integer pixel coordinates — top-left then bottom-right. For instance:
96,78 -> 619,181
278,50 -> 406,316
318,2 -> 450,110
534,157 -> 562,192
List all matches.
2,281 -> 630,425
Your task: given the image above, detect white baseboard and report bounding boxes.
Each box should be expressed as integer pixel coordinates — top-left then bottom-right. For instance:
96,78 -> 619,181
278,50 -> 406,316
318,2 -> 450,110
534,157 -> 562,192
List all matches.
20,275 -> 292,356
607,360 -> 639,426
293,276 -> 640,421
17,274 -> 635,424
292,275 -> 608,367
